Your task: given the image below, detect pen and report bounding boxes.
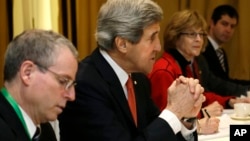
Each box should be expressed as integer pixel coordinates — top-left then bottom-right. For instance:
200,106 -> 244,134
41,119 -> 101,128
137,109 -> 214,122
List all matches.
204,109 -> 210,118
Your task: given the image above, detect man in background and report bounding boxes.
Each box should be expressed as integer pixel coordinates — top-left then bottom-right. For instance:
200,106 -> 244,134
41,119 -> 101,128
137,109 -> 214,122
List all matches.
202,4 -> 250,86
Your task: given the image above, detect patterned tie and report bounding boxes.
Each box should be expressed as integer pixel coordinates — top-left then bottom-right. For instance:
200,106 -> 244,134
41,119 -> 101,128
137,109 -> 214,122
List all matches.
192,60 -> 201,80
216,48 -> 226,71
185,64 -> 193,77
126,75 -> 137,126
32,127 -> 41,141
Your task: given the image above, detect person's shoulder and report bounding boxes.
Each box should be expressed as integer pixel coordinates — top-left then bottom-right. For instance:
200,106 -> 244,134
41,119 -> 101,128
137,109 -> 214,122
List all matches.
149,52 -> 180,79
77,49 -> 103,78
153,53 -> 179,73
154,52 -> 176,70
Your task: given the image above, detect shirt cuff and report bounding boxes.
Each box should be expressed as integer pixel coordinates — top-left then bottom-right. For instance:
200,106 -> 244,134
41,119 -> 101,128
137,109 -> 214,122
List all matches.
159,109 -> 197,140
181,121 -> 197,140
159,109 -> 181,134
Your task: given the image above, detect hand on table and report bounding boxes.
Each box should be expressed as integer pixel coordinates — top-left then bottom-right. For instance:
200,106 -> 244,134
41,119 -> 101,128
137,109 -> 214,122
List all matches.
197,117 -> 220,135
166,76 -> 205,119
203,101 -> 223,117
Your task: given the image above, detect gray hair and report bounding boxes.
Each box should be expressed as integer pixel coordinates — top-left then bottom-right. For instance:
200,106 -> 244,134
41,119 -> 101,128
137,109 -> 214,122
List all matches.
95,0 -> 163,50
4,29 -> 78,82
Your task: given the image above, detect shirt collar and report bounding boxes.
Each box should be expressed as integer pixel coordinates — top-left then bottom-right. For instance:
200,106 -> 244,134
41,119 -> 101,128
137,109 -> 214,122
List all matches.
99,49 -> 129,97
168,49 -> 192,77
19,106 -> 37,138
208,36 -> 220,50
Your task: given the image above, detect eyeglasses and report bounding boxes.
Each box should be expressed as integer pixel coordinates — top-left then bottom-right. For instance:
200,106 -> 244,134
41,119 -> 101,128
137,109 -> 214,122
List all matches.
180,32 -> 207,39
35,64 -> 76,91
46,69 -> 77,91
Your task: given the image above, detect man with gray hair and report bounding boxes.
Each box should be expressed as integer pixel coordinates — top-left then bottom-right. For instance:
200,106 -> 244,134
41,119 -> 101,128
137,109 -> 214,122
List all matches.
0,29 -> 78,141
59,0 -> 205,141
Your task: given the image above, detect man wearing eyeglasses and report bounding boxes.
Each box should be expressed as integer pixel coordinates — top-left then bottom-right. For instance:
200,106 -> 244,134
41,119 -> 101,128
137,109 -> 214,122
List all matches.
0,29 -> 78,141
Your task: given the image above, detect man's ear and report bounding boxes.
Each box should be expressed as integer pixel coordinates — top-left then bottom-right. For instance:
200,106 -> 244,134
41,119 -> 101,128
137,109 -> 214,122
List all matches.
20,60 -> 35,86
114,36 -> 127,53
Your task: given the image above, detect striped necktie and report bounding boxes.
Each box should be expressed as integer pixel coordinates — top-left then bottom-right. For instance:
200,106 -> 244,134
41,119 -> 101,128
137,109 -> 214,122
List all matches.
216,48 -> 226,71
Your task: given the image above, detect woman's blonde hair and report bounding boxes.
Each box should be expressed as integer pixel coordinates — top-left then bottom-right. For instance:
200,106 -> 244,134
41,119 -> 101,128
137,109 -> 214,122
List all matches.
163,10 -> 207,52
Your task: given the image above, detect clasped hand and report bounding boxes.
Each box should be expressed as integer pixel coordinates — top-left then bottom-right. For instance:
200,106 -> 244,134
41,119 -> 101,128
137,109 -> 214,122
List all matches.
166,76 -> 205,119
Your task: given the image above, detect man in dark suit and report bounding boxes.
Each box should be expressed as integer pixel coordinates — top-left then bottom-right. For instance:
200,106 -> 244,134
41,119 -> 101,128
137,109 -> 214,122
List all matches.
203,4 -> 250,86
0,29 -> 78,141
59,0 -> 205,141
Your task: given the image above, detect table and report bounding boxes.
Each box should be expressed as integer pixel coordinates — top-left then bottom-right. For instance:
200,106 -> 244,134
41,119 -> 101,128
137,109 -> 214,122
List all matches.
50,109 -> 249,141
198,109 -> 250,141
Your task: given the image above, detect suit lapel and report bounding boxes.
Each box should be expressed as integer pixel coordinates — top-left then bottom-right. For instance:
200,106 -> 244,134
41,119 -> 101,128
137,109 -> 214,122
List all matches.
90,48 -> 135,125
0,93 -> 30,140
206,42 -> 225,72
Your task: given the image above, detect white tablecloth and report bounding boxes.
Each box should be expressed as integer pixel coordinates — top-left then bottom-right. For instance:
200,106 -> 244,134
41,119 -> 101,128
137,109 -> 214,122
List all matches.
198,109 -> 250,141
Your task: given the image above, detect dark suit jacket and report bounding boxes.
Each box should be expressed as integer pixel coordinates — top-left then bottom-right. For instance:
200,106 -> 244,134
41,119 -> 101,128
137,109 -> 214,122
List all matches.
59,48 -> 193,141
203,40 -> 229,80
203,40 -> 250,86
197,55 -> 248,97
0,91 -> 57,141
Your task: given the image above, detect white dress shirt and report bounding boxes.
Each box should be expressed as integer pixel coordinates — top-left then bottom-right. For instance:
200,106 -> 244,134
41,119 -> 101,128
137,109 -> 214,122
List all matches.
99,49 -> 196,140
19,106 -> 37,139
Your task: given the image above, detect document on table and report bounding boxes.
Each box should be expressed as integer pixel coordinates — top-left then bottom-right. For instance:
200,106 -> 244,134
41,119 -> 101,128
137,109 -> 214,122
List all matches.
198,109 -> 250,141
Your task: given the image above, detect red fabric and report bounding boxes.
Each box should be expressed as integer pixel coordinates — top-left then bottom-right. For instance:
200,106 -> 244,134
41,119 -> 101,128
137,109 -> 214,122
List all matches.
126,76 -> 137,126
192,59 -> 201,80
148,52 -> 233,118
185,64 -> 193,78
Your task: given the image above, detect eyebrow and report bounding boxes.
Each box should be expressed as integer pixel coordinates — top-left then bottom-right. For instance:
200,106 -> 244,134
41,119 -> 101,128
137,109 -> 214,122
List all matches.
151,31 -> 159,38
52,70 -> 73,80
